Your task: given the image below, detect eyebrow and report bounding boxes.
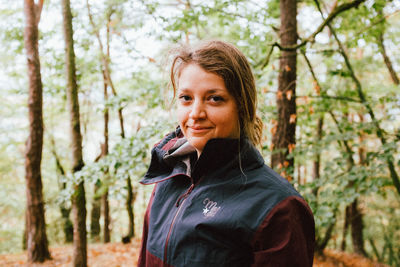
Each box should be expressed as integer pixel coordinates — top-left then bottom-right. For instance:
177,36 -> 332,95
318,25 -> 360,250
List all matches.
178,88 -> 226,94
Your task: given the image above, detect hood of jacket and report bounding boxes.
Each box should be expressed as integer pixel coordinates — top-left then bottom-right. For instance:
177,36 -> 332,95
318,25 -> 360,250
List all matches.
140,127 -> 264,185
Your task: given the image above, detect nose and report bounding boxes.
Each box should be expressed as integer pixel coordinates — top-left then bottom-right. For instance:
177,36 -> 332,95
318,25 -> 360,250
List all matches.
189,99 -> 206,119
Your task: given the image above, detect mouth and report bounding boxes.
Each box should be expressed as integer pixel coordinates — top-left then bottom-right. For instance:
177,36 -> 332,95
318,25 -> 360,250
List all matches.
187,126 -> 213,134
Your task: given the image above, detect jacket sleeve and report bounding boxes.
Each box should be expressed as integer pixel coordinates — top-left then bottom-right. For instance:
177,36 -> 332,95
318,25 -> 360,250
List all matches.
137,185 -> 157,267
250,196 -> 315,267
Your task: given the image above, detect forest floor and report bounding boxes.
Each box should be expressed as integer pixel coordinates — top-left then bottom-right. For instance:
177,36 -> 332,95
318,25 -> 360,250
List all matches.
0,238 -> 389,267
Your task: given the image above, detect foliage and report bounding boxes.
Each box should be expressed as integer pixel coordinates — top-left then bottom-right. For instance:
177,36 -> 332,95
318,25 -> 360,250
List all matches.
0,1 -> 400,266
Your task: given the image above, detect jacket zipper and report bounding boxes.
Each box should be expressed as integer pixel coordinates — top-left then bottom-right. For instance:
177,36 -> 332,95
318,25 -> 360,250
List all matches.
164,183 -> 194,265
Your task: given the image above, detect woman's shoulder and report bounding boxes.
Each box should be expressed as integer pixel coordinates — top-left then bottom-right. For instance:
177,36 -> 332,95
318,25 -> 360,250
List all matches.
246,164 -> 301,198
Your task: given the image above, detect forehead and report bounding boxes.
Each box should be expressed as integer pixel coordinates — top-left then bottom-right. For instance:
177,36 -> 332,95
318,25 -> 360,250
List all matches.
178,64 -> 226,90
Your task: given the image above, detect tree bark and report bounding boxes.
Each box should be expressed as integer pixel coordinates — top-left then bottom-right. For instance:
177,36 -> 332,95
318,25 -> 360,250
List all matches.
341,205 -> 350,251
61,0 -> 87,265
90,180 -> 101,241
271,0 -> 297,181
349,115 -> 367,256
126,177 -> 136,238
71,182 -> 87,267
23,0 -> 51,263
313,117 -> 323,195
350,199 -> 366,255
103,189 -> 111,243
102,67 -> 111,243
90,145 -> 105,241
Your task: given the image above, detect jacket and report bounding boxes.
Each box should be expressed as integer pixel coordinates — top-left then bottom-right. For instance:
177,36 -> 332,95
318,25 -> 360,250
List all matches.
138,128 -> 315,267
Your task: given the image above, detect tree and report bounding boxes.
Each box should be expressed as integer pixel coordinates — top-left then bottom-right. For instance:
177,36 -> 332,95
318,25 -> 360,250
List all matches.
101,67 -> 110,243
271,0 -> 297,180
315,0 -> 400,196
269,0 -> 368,180
23,0 -> 51,263
50,136 -> 73,243
61,0 -> 87,265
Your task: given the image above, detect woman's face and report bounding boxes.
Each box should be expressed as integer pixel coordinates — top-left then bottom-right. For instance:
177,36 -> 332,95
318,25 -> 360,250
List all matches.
177,63 -> 240,156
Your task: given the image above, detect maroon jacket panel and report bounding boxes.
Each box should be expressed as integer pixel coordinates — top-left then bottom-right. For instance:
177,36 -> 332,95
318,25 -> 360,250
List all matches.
251,196 -> 315,266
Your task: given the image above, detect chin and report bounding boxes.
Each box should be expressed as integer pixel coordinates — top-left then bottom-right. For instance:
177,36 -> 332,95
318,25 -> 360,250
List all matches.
187,138 -> 207,153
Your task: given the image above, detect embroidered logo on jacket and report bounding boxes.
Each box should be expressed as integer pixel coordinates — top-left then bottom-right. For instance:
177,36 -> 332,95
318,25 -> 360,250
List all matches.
202,198 -> 220,218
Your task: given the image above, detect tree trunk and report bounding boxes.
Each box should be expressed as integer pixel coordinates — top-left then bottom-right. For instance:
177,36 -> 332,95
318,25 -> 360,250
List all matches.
50,138 -> 73,243
341,205 -> 350,251
313,116 -> 323,192
23,0 -> 51,263
71,182 -> 87,267
23,216 -> 27,250
103,190 -> 111,243
126,176 -> 135,238
350,116 -> 367,256
90,145 -> 105,241
102,68 -> 111,243
61,0 -> 87,266
52,147 -> 74,243
271,0 -> 297,181
350,199 -> 367,256
90,180 -> 101,241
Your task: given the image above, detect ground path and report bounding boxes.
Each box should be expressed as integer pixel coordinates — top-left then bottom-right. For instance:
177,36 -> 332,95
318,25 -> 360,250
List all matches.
0,239 -> 388,266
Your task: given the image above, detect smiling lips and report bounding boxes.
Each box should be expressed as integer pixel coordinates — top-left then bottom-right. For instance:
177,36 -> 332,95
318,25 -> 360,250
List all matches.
188,125 -> 213,134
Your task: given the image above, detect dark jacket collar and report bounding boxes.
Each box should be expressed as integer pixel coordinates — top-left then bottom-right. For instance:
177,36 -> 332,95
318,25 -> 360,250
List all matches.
140,127 -> 264,185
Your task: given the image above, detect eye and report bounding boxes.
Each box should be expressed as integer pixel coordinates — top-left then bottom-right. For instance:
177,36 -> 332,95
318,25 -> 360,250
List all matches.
209,95 -> 225,103
178,95 -> 192,102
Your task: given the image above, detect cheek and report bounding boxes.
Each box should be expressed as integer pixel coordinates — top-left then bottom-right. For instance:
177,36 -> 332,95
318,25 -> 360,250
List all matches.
216,109 -> 240,136
176,106 -> 187,125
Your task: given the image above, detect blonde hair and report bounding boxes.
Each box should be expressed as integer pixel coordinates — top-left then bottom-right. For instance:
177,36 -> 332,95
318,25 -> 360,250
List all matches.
170,40 -> 263,146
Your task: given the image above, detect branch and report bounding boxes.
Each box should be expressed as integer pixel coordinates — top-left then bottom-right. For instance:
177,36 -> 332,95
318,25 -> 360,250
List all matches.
329,111 -> 356,165
376,9 -> 400,85
314,0 -> 400,196
86,0 -> 114,94
258,44 -> 276,69
378,31 -> 400,85
354,9 -> 400,37
274,0 -> 366,51
305,94 -> 361,104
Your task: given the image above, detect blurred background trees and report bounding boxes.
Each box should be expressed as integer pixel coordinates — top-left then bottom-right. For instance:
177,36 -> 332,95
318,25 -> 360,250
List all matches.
0,0 -> 399,265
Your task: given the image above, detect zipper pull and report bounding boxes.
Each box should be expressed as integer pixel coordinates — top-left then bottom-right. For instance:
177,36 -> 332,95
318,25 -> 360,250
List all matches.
176,183 -> 195,207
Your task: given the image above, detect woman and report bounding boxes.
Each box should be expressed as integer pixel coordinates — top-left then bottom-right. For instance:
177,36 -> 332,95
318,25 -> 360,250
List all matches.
138,40 -> 315,267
